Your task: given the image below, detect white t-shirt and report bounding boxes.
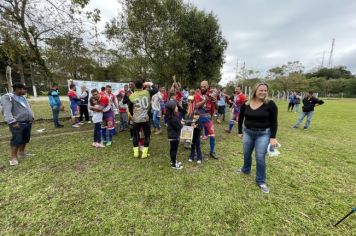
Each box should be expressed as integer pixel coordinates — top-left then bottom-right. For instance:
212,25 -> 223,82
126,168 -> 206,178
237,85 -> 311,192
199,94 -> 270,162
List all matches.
151,92 -> 162,111
92,105 -> 103,123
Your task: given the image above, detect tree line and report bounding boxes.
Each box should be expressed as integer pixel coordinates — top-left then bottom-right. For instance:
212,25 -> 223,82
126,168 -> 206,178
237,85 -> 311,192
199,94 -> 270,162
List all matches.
226,61 -> 356,98
1,1 -> 355,97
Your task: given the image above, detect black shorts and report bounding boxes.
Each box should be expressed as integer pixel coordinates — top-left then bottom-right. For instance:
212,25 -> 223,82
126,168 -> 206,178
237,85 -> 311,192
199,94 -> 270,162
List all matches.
218,105 -> 226,115
10,122 -> 32,147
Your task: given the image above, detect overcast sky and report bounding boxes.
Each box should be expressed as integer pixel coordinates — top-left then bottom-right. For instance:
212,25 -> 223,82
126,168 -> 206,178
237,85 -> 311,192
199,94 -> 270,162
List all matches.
88,0 -> 356,85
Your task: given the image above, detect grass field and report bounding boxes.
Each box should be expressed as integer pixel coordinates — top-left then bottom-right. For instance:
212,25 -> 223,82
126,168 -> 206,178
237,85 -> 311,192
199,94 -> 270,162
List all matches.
0,99 -> 355,235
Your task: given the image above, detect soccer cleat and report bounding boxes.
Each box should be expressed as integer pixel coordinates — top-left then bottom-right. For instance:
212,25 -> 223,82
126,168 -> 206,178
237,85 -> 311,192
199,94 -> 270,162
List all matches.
133,147 -> 139,158
141,147 -> 149,158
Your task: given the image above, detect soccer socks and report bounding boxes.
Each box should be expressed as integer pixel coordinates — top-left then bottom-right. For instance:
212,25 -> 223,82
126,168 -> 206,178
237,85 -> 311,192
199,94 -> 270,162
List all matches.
209,137 -> 215,154
142,147 -> 149,158
133,147 -> 139,158
101,128 -> 107,142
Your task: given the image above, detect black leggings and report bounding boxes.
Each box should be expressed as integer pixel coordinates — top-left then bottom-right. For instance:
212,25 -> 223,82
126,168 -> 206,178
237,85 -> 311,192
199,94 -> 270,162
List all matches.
288,102 -> 295,111
132,122 -> 151,147
79,105 -> 89,121
170,140 -> 179,166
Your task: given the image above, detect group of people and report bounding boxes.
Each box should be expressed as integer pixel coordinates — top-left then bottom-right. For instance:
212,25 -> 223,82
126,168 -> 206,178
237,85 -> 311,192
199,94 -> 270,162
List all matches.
287,91 -> 324,130
1,78 -> 325,194
287,92 -> 302,113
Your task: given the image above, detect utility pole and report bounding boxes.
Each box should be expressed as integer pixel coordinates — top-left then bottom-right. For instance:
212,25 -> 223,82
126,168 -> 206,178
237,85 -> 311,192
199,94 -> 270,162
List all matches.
321,51 -> 325,68
328,38 -> 335,68
234,59 -> 239,83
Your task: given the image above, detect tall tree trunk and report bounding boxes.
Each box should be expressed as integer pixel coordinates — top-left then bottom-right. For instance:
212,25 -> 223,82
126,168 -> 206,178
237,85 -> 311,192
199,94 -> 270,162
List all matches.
18,56 -> 26,84
5,65 -> 13,93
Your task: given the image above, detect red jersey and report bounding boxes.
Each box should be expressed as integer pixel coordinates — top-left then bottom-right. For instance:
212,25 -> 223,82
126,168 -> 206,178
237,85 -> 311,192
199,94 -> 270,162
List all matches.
233,93 -> 246,109
161,91 -> 168,103
68,90 -> 77,101
118,89 -> 125,98
99,93 -> 109,107
194,89 -> 218,117
175,91 -> 183,103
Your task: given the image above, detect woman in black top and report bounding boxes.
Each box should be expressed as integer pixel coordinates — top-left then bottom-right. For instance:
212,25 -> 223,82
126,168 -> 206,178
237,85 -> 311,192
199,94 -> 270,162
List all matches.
237,82 -> 279,194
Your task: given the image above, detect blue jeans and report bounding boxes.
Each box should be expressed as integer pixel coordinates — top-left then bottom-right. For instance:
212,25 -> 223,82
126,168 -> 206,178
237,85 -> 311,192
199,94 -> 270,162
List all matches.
242,128 -> 270,185
294,104 -> 300,113
152,110 -> 161,129
52,106 -> 60,127
294,111 -> 314,128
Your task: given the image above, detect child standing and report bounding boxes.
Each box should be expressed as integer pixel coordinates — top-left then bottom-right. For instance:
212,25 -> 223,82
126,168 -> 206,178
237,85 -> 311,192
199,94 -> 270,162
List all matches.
165,100 -> 183,170
185,111 -> 203,163
89,96 -> 105,148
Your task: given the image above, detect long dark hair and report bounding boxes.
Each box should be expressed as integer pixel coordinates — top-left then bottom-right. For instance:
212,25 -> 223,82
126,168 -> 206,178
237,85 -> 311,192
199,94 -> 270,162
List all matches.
90,97 -> 98,106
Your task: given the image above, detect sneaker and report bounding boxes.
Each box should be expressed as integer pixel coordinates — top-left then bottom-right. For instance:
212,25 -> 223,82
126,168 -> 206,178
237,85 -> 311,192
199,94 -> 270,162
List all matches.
87,121 -> 91,124
292,126 -> 298,129
92,142 -> 97,147
96,143 -> 105,148
210,152 -> 219,160
225,129 -> 231,133
56,124 -> 64,128
171,161 -> 182,165
197,160 -> 202,164
72,124 -> 80,128
155,130 -> 162,135
235,168 -> 249,174
9,159 -> 18,166
171,163 -> 183,170
188,159 -> 193,162
18,153 -> 35,158
202,136 -> 208,140
303,127 -> 308,130
259,184 -> 270,194
106,141 -> 112,146
78,122 -> 84,125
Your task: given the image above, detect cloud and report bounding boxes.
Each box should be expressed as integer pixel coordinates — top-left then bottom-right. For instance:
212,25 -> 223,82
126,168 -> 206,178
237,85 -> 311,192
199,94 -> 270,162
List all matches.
190,0 -> 356,84
88,0 -> 356,84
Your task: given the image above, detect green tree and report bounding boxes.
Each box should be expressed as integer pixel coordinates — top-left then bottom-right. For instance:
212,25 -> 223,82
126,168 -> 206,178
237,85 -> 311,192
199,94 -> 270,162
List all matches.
105,0 -> 226,86
305,66 -> 354,80
45,34 -> 95,80
0,0 -> 99,81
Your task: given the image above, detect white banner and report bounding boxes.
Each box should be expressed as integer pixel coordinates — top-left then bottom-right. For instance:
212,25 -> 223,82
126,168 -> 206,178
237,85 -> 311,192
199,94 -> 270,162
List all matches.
67,80 -> 129,116
67,80 -> 129,96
